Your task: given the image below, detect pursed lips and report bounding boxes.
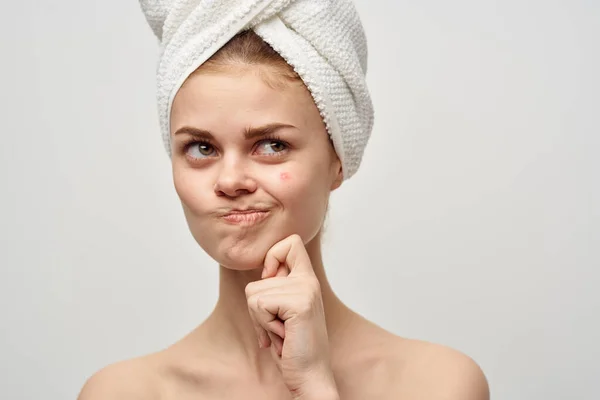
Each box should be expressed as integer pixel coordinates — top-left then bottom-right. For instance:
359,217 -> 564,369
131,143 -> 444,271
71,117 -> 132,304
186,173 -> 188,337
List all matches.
220,209 -> 271,225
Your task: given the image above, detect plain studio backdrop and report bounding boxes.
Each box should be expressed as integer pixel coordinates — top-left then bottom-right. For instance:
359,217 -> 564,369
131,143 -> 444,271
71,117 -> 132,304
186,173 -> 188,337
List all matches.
0,1 -> 598,399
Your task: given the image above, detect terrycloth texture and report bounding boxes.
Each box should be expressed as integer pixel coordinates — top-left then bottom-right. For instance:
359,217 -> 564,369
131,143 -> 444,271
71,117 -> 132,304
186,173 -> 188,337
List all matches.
139,0 -> 374,179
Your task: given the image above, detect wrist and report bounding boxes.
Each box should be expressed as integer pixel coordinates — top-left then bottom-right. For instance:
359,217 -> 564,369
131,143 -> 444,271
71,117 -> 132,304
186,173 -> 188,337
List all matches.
292,386 -> 339,400
291,372 -> 339,400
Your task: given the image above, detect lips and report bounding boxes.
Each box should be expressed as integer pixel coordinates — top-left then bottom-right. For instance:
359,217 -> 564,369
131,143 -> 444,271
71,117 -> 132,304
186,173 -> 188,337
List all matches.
221,209 -> 270,225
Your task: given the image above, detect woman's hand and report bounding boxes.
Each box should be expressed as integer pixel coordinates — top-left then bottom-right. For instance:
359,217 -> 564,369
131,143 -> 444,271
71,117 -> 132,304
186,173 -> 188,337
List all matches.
245,234 -> 339,400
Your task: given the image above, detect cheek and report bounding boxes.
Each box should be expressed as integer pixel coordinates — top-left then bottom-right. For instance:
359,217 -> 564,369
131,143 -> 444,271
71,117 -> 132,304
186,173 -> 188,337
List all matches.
280,171 -> 291,181
173,167 -> 211,214
270,168 -> 329,218
269,169 -> 302,197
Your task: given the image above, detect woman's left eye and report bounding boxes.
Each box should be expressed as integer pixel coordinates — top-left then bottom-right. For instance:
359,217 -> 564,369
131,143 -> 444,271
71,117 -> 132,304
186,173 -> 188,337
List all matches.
255,140 -> 288,155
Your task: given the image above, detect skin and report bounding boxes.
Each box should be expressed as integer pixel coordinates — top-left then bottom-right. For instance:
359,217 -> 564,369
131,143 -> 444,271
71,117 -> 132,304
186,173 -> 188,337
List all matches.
78,64 -> 490,400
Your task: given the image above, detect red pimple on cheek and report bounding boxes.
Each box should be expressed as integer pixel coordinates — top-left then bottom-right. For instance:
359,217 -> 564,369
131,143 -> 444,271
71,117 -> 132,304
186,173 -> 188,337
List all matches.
280,172 -> 291,181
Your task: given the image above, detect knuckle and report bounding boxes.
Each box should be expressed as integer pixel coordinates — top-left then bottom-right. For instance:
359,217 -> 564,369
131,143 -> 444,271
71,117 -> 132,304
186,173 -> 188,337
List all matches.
312,277 -> 321,290
306,277 -> 321,293
256,296 -> 267,309
247,294 -> 259,310
244,282 -> 255,298
297,298 -> 313,314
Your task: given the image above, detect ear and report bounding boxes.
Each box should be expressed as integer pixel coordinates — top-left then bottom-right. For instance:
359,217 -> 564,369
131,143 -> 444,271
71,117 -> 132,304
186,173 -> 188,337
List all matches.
330,157 -> 344,191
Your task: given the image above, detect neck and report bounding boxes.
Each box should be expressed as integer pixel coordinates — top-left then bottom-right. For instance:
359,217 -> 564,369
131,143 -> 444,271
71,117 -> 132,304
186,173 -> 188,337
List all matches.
201,232 -> 355,377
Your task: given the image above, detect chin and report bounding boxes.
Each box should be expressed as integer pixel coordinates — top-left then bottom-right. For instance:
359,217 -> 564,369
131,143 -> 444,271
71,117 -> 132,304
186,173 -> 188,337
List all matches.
187,214 -> 321,271
218,237 -> 272,270
192,230 -> 277,271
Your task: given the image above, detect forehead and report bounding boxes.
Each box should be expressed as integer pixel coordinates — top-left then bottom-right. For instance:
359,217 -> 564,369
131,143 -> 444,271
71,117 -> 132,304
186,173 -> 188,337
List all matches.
170,67 -> 319,135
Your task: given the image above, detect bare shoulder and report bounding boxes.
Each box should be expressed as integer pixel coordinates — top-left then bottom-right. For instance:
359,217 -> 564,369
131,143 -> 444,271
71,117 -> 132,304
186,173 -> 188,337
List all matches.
388,337 -> 490,400
336,318 -> 489,400
77,356 -> 163,400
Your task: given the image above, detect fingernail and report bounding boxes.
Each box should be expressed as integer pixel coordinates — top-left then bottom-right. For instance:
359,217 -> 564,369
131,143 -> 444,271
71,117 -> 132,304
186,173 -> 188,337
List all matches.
258,338 -> 263,348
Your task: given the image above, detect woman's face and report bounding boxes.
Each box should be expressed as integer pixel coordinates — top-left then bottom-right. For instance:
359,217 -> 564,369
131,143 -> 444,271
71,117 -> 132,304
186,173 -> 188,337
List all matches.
170,66 -> 342,270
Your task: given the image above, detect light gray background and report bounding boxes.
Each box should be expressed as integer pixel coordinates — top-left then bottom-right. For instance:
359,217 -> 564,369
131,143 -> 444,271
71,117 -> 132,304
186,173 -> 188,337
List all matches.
1,1 -> 598,399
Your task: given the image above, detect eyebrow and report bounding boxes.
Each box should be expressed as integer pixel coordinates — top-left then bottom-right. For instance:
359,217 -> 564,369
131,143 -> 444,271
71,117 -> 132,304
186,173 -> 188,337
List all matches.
173,123 -> 297,140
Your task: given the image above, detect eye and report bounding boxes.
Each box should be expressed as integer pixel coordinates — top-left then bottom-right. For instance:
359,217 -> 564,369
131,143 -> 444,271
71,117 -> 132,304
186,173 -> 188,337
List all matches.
186,142 -> 217,159
255,139 -> 288,156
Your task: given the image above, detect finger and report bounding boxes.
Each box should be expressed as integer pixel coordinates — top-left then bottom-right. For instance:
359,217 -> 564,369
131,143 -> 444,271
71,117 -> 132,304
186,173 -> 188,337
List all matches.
252,291 -> 318,325
246,291 -> 271,348
261,259 -> 279,279
245,278 -> 290,296
249,309 -> 271,348
259,327 -> 271,349
275,263 -> 289,277
248,294 -> 286,339
267,331 -> 283,358
263,234 -> 314,278
262,243 -> 286,279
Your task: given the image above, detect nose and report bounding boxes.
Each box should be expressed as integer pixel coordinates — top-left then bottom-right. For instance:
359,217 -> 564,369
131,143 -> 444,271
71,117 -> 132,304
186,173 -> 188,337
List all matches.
213,156 -> 257,198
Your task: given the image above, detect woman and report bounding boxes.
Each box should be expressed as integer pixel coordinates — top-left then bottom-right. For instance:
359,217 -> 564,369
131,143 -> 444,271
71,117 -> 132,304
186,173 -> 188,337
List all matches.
79,1 -> 489,399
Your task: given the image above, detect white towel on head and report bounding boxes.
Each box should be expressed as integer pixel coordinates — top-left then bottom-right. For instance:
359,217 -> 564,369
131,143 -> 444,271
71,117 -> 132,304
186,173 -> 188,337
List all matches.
139,0 -> 374,180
